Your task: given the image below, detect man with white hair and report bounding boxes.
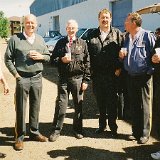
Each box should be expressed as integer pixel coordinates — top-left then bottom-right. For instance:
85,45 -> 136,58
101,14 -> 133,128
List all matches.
5,14 -> 50,151
49,19 -> 90,141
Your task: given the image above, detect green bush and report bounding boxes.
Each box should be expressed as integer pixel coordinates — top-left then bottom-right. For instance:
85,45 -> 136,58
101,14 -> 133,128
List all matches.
0,11 -> 10,38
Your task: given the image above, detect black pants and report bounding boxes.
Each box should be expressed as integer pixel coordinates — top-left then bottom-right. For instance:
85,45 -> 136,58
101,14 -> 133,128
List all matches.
15,73 -> 42,141
128,74 -> 153,138
117,72 -> 131,120
52,77 -> 83,134
153,73 -> 160,136
92,75 -> 118,132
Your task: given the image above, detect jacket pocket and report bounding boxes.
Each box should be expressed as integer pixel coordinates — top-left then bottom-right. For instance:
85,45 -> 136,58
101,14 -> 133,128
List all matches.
67,60 -> 84,74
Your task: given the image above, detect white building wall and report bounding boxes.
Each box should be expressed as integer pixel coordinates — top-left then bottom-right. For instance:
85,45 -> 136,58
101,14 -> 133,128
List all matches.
36,0 -> 160,36
132,0 -> 160,32
36,0 -> 108,36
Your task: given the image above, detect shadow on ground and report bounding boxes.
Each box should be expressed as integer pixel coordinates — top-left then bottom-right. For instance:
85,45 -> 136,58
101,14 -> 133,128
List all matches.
47,146 -> 126,160
47,143 -> 160,160
123,141 -> 160,160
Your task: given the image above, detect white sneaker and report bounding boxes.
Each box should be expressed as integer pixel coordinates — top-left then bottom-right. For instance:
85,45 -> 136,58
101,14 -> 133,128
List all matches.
151,151 -> 160,159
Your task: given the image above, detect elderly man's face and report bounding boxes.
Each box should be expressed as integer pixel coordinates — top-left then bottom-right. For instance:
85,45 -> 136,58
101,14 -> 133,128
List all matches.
124,15 -> 133,33
24,15 -> 37,36
66,23 -> 78,38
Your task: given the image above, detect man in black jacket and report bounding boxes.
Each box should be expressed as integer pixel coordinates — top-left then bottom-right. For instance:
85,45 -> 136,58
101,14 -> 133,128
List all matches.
151,28 -> 160,159
87,8 -> 123,137
49,19 -> 90,141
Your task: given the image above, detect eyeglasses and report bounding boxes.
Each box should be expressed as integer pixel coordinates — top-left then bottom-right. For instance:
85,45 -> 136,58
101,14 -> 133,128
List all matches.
66,27 -> 77,30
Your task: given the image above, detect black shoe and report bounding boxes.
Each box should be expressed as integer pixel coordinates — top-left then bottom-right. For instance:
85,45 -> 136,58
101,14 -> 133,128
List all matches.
49,132 -> 60,142
0,152 -> 6,158
95,127 -> 106,134
74,132 -> 84,139
138,136 -> 149,144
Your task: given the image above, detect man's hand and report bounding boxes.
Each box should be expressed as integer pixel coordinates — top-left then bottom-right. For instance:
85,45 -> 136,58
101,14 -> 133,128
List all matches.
61,56 -> 72,63
81,82 -> 88,91
29,50 -> 44,60
4,83 -> 9,95
152,53 -> 160,63
119,50 -> 126,60
115,68 -> 121,77
15,73 -> 21,79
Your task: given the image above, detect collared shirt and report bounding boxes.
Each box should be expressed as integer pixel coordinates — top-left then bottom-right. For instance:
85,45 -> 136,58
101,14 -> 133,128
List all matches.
68,36 -> 76,41
100,29 -> 109,41
23,32 -> 35,44
128,28 -> 142,65
67,36 -> 76,50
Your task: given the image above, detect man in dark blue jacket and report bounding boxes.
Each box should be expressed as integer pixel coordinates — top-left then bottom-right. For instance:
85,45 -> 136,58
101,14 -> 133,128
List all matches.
119,12 -> 156,144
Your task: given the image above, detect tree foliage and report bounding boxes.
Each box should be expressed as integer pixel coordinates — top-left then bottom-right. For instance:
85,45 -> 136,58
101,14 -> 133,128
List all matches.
0,11 -> 10,38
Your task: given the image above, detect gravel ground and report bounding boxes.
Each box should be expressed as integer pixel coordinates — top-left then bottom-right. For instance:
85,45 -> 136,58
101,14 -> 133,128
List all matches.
0,40 -> 159,160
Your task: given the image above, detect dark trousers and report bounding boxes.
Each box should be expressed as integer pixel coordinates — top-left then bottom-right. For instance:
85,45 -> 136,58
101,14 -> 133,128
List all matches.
92,75 -> 118,132
117,72 -> 131,120
15,73 -> 42,141
52,77 -> 83,134
128,74 -> 153,138
153,73 -> 160,136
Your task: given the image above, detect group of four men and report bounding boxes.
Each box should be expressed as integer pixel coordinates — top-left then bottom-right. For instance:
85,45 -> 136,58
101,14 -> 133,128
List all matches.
4,8 -> 158,153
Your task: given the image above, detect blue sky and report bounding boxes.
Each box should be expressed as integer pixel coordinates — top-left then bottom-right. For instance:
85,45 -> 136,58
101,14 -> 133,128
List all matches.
0,0 -> 34,17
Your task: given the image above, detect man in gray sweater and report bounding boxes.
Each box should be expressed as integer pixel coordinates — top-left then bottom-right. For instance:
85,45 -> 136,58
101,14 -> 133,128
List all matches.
5,14 -> 50,151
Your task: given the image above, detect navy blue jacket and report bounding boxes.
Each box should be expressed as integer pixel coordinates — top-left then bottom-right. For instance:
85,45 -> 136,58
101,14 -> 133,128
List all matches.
123,28 -> 156,75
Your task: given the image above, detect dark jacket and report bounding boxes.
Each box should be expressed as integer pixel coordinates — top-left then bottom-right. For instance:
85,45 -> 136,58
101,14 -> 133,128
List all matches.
153,37 -> 160,76
87,27 -> 123,76
51,36 -> 90,82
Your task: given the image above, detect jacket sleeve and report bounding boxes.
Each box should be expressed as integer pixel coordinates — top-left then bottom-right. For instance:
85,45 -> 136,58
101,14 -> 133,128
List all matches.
4,36 -> 18,77
50,39 -> 64,65
41,38 -> 50,62
82,41 -> 91,83
116,29 -> 124,70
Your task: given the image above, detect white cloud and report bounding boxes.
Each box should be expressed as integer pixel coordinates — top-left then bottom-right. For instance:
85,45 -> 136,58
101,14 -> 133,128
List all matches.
0,0 -> 34,17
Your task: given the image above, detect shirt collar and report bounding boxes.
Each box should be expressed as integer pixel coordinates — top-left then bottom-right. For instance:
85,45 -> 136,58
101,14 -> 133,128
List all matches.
100,29 -> 110,35
23,32 -> 35,40
68,36 -> 76,41
129,27 -> 142,41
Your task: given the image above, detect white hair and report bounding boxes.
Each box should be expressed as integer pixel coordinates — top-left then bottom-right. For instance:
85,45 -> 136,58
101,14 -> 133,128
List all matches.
23,14 -> 37,24
66,19 -> 78,28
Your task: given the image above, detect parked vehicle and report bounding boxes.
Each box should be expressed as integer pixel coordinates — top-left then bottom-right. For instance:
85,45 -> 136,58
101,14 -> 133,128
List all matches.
43,30 -> 62,42
46,28 -> 96,53
76,28 -> 96,40
45,36 -> 64,53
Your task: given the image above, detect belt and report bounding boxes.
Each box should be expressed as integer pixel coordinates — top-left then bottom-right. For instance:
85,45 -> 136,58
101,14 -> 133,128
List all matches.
18,71 -> 42,78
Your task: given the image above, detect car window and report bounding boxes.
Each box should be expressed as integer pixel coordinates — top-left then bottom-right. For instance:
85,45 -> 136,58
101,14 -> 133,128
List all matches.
76,28 -> 87,38
49,31 -> 61,38
81,28 -> 96,40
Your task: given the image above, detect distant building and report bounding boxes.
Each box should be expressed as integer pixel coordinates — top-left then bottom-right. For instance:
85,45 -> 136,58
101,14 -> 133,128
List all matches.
8,16 -> 22,35
30,0 -> 160,36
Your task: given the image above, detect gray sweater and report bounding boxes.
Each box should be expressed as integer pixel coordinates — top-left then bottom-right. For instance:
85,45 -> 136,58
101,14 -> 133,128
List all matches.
5,33 -> 50,76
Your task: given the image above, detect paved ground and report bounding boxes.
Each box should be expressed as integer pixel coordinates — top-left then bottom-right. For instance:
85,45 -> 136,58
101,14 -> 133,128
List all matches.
0,39 -> 160,160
